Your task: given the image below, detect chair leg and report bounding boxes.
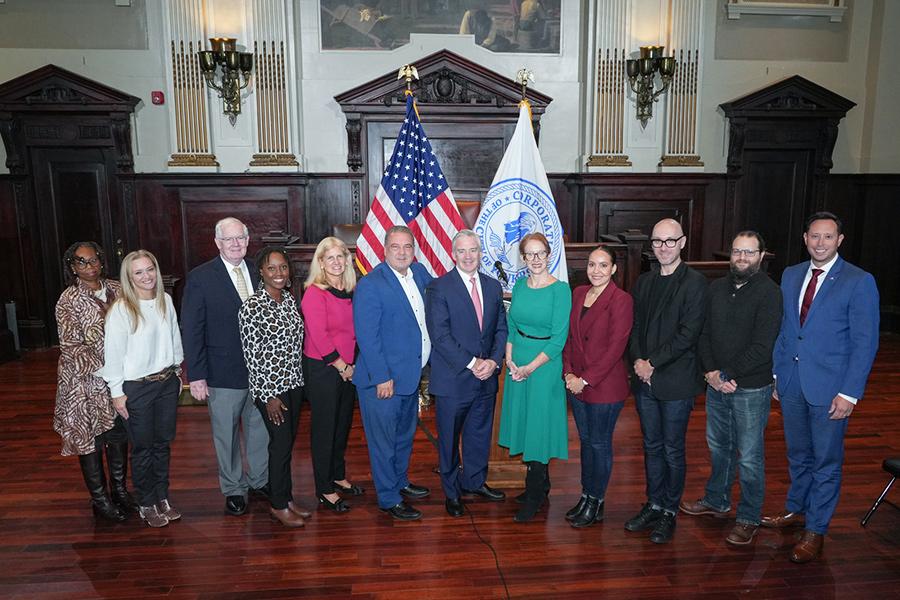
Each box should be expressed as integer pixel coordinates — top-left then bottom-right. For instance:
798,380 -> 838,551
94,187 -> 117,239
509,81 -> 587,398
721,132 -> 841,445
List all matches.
861,476 -> 896,527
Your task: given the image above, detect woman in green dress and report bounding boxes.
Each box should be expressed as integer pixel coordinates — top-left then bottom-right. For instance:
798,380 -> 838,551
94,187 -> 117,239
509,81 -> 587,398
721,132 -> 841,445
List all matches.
499,232 -> 572,522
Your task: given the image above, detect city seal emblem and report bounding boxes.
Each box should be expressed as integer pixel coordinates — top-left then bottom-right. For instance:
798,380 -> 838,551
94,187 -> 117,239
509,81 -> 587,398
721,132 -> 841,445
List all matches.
475,177 -> 565,292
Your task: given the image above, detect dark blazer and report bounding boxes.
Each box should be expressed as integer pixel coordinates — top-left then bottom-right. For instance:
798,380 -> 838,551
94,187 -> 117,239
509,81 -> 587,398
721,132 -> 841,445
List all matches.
180,257 -> 259,389
425,270 -> 508,397
353,262 -> 433,396
628,261 -> 708,400
563,282 -> 633,404
773,256 -> 880,404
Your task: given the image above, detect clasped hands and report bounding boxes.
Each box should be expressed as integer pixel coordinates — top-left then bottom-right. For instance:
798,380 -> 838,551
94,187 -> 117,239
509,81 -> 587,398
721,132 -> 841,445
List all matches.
470,358 -> 498,381
506,358 -> 534,382
564,373 -> 586,395
633,358 -> 654,383
705,370 -> 737,394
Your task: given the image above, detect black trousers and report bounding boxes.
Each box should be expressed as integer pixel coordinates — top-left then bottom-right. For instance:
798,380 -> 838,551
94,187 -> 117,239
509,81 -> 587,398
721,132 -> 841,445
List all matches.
255,387 -> 302,510
121,375 -> 180,507
303,356 -> 356,496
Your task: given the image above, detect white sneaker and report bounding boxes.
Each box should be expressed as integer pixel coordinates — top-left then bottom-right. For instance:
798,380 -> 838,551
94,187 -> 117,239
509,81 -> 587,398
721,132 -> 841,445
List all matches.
157,499 -> 181,521
139,505 -> 169,528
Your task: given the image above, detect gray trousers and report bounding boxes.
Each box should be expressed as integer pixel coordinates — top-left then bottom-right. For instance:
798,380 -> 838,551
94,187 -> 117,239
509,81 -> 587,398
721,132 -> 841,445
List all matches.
207,387 -> 269,496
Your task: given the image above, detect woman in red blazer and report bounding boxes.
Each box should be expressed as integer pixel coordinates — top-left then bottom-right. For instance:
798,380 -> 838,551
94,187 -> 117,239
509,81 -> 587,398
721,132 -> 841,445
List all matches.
562,245 -> 634,528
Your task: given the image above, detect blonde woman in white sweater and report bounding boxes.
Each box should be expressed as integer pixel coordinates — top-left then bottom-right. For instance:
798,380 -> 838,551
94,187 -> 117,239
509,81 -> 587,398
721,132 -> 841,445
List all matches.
103,250 -> 183,528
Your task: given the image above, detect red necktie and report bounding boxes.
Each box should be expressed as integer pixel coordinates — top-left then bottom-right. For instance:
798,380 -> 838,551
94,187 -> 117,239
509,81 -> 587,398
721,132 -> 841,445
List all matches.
470,275 -> 483,331
799,268 -> 823,326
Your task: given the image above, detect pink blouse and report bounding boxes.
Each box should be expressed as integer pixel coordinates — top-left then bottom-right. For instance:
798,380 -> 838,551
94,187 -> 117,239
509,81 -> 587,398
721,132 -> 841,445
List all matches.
301,285 -> 356,364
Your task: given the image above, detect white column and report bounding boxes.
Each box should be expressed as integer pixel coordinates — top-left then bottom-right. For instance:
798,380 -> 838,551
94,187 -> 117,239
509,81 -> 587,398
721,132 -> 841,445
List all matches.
661,0 -> 704,169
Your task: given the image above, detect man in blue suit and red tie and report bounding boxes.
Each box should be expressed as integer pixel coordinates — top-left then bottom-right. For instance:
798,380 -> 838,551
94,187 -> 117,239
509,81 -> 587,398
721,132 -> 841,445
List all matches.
354,226 -> 433,520
426,230 -> 508,517
763,212 -> 880,563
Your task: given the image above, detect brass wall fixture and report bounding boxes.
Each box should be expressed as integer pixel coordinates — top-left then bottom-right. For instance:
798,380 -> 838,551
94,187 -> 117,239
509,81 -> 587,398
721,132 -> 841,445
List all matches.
198,37 -> 253,125
626,45 -> 675,128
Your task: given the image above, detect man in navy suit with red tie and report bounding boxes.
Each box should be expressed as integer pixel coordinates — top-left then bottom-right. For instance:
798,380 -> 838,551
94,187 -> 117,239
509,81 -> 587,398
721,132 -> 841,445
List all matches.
763,212 -> 880,563
426,230 -> 508,517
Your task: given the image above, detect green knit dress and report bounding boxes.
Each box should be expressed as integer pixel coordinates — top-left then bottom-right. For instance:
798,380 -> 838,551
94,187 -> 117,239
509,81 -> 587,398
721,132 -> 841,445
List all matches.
498,277 -> 571,463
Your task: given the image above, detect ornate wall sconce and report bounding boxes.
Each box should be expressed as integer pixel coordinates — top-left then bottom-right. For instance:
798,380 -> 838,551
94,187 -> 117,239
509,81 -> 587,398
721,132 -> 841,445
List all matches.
198,37 -> 253,125
626,46 -> 676,128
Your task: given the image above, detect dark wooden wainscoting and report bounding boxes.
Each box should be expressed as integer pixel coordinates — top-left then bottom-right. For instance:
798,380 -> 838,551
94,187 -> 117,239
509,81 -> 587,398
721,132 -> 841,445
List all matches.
2,171 -> 898,350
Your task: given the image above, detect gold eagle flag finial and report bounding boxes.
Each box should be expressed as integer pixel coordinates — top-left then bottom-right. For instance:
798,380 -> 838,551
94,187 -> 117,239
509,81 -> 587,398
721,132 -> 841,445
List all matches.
397,65 -> 419,95
515,67 -> 535,101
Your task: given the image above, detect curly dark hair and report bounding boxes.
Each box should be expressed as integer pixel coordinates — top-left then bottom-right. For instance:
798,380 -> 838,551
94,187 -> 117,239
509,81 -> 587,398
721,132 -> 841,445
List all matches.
62,241 -> 105,286
255,246 -> 292,288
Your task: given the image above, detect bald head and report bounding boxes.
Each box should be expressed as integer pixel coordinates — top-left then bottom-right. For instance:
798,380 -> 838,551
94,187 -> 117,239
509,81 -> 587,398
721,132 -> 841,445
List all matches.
650,218 -> 686,274
651,218 -> 683,240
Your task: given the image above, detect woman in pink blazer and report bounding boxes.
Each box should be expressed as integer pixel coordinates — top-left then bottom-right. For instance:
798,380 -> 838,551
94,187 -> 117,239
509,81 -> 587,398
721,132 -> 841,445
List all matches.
302,237 -> 363,514
562,245 -> 634,528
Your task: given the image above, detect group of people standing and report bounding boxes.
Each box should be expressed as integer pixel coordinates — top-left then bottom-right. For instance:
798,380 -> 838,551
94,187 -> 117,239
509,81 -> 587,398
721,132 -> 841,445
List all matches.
52,211 -> 879,564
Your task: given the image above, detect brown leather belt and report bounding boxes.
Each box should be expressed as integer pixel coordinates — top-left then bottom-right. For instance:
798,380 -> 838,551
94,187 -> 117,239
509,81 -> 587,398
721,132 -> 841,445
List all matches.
136,366 -> 179,383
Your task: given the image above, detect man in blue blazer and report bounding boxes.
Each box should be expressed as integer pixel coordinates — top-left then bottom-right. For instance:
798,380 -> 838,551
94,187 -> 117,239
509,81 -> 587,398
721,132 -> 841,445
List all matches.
180,217 -> 269,517
354,226 -> 433,520
764,212 -> 880,563
425,230 -> 508,517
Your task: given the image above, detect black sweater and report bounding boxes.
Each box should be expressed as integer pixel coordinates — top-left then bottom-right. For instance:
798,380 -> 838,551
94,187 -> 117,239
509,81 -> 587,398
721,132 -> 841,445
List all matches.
698,270 -> 783,389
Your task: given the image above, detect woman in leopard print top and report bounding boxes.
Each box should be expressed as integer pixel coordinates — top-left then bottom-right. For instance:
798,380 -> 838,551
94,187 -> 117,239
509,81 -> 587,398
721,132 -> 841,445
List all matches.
238,246 -> 307,527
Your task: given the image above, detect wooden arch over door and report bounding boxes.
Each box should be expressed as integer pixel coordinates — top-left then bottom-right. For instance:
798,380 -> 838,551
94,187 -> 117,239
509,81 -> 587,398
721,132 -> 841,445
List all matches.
334,49 -> 552,225
0,65 -> 139,347
720,75 -> 854,277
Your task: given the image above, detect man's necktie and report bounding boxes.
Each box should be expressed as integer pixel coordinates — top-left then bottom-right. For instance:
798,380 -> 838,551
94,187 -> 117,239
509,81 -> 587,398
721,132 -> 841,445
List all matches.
233,266 -> 250,302
799,268 -> 823,326
470,275 -> 483,331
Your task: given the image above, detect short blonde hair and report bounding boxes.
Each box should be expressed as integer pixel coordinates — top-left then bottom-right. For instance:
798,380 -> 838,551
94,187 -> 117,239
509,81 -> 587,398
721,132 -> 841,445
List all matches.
304,236 -> 357,292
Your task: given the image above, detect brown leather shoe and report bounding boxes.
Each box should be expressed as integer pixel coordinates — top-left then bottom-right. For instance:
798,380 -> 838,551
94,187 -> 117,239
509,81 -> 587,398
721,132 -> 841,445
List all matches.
725,523 -> 759,546
269,507 -> 305,528
790,530 -> 824,563
679,499 -> 730,518
760,510 -> 805,528
288,501 -> 312,519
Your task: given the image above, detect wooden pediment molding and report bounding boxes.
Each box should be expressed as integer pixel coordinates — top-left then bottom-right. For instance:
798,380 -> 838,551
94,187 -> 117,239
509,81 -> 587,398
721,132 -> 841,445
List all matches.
0,64 -> 140,113
719,75 -> 855,119
334,49 -> 553,171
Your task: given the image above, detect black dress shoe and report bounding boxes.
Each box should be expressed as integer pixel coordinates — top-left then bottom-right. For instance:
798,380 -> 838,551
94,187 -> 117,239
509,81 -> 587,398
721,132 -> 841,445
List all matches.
225,495 -> 247,516
445,498 -> 465,517
380,501 -> 422,521
318,494 -> 351,513
399,484 -> 430,499
649,512 -> 677,544
462,484 -> 506,502
333,481 -> 365,496
624,503 -> 663,532
250,485 -> 270,500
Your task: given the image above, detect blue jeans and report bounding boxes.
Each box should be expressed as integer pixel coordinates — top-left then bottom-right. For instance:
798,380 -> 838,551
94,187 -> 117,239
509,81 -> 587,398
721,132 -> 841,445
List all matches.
702,384 -> 772,525
569,394 -> 624,499
634,382 -> 694,513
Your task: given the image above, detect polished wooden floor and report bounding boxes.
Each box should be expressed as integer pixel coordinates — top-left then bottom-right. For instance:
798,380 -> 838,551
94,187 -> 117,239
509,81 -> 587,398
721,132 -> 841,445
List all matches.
1,337 -> 898,599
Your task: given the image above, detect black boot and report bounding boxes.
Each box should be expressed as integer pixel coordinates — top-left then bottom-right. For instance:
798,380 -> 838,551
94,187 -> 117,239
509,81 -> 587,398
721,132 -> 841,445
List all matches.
515,466 -> 552,504
514,462 -> 547,523
570,496 -> 603,528
78,452 -> 126,522
565,493 -> 588,521
106,442 -> 139,513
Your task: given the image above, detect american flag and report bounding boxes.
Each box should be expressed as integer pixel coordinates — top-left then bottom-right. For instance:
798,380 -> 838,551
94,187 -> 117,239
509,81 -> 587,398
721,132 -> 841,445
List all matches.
355,94 -> 465,276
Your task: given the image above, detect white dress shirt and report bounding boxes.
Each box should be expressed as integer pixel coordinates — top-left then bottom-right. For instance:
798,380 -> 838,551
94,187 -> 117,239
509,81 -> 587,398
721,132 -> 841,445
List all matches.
221,256 -> 252,298
457,267 -> 483,370
389,265 -> 431,368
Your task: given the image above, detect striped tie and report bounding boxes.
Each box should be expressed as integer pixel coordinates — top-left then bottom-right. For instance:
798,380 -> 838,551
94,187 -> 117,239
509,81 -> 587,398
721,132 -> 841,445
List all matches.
233,266 -> 249,301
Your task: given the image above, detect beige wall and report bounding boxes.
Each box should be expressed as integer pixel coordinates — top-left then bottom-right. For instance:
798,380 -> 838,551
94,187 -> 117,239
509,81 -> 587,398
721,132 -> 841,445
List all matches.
0,0 -> 896,175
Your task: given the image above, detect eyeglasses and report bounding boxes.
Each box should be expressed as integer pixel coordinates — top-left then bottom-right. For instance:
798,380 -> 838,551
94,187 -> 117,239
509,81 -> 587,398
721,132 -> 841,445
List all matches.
217,235 -> 249,244
650,235 -> 685,248
523,251 -> 548,260
731,248 -> 760,257
72,257 -> 100,269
